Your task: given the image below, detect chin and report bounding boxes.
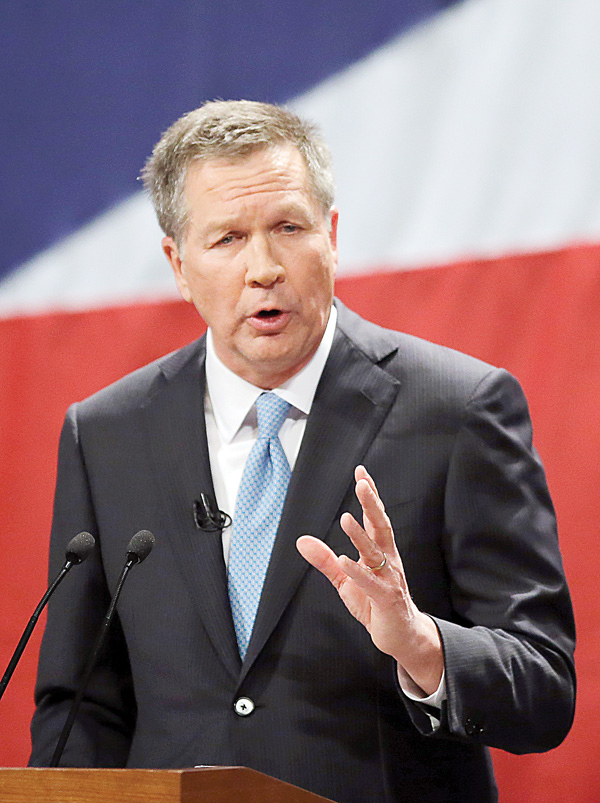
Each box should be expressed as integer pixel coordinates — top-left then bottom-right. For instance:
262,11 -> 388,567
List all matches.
244,347 -> 306,385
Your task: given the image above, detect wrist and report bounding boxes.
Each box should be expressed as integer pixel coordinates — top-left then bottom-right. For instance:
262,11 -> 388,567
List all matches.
394,613 -> 444,697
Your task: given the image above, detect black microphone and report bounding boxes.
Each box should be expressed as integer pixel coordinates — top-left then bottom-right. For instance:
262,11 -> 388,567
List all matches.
0,531 -> 95,703
193,493 -> 232,531
50,530 -> 155,767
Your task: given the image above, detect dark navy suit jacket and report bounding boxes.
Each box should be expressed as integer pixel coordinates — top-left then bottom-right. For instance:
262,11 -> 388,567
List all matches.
30,301 -> 575,803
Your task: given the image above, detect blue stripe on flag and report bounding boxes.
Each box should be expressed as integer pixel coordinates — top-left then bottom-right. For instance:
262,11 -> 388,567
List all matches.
0,0 -> 456,280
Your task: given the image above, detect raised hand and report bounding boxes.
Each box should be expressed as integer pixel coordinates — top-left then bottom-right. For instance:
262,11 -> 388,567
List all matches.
296,465 -> 443,696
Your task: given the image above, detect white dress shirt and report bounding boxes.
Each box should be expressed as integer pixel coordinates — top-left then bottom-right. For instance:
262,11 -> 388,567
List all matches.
204,306 -> 337,564
203,305 -> 445,711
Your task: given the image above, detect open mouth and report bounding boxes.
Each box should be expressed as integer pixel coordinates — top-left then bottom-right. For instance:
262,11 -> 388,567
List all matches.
248,307 -> 290,332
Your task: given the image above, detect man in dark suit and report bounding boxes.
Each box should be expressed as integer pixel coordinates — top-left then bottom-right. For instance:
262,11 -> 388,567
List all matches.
30,100 -> 575,803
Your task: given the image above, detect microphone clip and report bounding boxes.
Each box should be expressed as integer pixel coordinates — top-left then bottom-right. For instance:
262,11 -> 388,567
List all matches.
193,493 -> 232,532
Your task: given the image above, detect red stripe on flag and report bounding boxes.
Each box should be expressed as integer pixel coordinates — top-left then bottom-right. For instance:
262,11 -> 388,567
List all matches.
1,242 -> 598,803
336,243 -> 600,802
0,300 -> 203,765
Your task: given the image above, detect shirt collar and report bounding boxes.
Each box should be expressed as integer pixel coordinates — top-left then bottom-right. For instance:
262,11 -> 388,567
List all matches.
205,306 -> 337,444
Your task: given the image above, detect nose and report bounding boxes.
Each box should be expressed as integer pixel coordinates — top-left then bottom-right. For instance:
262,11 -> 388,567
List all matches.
244,236 -> 285,288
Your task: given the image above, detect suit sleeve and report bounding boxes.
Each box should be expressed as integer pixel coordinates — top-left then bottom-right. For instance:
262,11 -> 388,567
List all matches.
29,404 -> 136,767
404,369 -> 576,753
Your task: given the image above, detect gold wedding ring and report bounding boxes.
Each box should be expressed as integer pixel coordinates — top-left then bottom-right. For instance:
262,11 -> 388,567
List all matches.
369,552 -> 387,572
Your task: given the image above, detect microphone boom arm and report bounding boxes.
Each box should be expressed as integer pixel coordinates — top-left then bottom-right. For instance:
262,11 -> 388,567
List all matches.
0,531 -> 95,703
50,531 -> 155,767
0,563 -> 70,701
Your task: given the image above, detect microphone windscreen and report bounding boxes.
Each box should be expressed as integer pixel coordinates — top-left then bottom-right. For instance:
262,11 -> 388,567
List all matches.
65,532 -> 96,564
126,530 -> 156,563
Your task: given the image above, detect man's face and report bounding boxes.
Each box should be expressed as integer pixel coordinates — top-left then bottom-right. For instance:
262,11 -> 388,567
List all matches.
162,144 -> 338,389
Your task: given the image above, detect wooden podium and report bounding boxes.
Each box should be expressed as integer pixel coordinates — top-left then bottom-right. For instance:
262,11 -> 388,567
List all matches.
0,767 -> 337,802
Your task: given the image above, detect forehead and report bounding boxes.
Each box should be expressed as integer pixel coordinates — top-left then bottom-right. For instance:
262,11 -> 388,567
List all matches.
184,144 -> 313,207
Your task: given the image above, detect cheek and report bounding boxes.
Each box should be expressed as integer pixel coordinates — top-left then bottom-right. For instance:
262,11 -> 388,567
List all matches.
184,263 -> 223,302
305,256 -> 336,299
189,272 -> 241,328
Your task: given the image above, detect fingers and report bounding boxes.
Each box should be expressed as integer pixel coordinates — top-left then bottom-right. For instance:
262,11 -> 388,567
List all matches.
351,466 -> 396,556
296,535 -> 347,589
355,464 -> 377,494
340,511 -> 388,572
298,466 -> 397,583
337,552 -> 395,597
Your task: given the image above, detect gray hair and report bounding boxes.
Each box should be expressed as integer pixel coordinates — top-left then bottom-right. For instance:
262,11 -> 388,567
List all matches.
141,99 -> 335,246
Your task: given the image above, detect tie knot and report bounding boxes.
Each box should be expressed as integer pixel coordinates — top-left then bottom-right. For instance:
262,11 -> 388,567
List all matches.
255,392 -> 291,440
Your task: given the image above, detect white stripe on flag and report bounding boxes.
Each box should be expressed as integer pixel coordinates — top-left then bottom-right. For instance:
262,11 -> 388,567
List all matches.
2,0 -> 600,317
293,0 -> 600,273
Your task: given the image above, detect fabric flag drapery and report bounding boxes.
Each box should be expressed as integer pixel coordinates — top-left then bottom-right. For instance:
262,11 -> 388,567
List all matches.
1,2 -> 598,800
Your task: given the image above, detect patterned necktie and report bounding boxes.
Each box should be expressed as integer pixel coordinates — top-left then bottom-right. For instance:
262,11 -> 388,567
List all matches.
228,392 -> 292,659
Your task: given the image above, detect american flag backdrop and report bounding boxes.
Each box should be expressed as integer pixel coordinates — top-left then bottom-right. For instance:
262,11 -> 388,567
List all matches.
1,2 -> 599,799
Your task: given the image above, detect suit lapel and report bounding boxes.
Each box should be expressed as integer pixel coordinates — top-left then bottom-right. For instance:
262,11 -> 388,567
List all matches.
141,339 -> 241,680
241,318 -> 400,679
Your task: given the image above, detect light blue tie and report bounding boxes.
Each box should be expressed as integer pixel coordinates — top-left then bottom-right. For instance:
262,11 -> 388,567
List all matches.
228,392 -> 292,659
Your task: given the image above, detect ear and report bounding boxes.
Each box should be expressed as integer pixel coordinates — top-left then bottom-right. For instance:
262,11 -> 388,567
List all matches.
162,236 -> 192,303
329,207 -> 339,274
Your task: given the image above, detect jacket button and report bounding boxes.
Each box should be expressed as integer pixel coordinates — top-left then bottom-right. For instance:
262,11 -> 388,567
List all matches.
464,716 -> 485,736
234,697 -> 255,716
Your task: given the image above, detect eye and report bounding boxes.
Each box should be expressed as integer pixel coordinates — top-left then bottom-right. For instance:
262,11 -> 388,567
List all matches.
215,233 -> 236,246
280,223 -> 300,234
